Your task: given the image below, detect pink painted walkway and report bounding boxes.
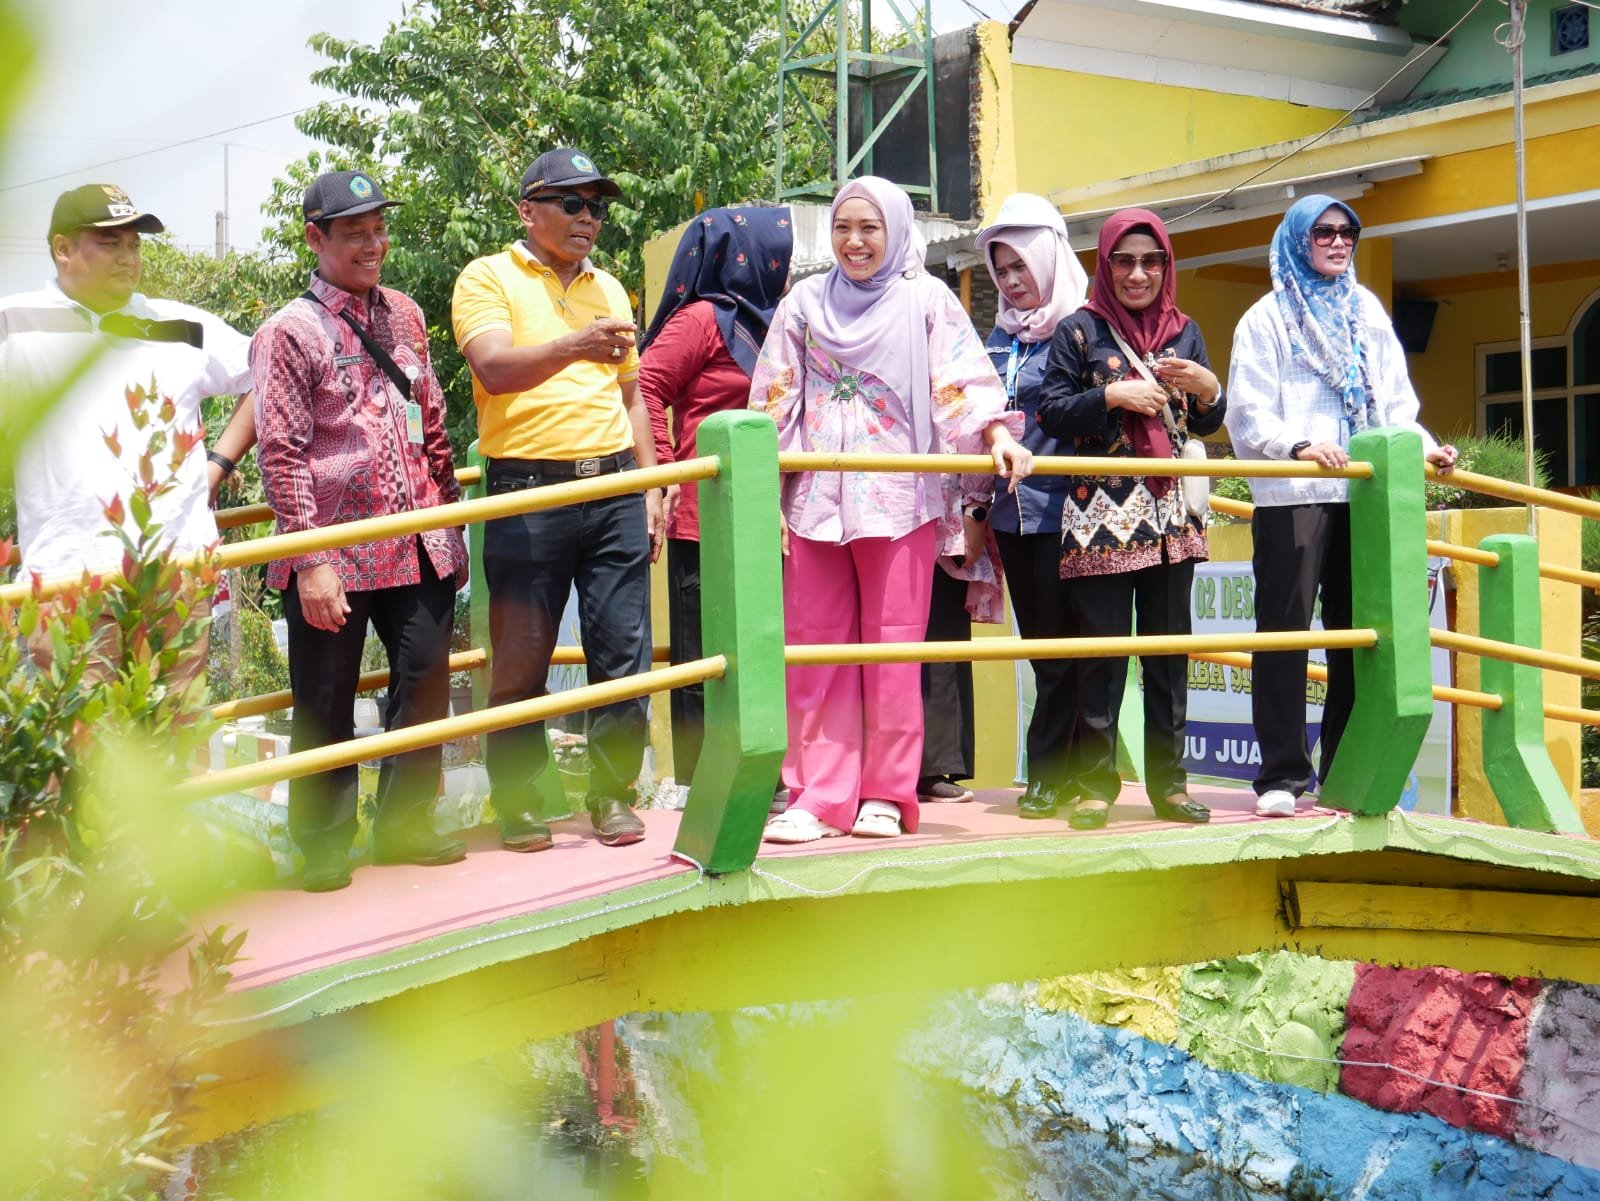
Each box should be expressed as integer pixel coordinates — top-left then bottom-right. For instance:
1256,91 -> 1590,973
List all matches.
195,781 -> 1333,996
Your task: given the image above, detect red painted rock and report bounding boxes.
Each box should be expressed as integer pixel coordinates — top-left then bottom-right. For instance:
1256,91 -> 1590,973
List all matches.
1340,963 -> 1540,1137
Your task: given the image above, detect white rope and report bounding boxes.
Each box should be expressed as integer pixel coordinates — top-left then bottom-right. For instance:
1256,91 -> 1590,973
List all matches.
749,816 -> 1346,898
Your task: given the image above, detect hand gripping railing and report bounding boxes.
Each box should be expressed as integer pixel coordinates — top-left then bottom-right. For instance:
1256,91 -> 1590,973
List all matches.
13,416 -> 1591,865
1213,470 -> 1593,835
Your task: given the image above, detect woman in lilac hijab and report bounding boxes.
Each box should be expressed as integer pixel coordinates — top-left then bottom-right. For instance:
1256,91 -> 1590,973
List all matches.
751,176 -> 1031,842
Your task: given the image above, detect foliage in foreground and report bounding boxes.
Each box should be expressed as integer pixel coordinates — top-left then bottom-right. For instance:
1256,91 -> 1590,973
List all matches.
0,383 -> 240,1201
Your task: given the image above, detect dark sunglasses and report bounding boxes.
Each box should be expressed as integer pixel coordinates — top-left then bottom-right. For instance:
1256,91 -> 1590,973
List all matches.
527,193 -> 611,220
1107,251 -> 1169,274
1310,223 -> 1359,247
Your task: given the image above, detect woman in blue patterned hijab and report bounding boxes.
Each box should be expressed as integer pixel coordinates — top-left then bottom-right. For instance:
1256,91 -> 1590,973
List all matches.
1269,194 -> 1375,436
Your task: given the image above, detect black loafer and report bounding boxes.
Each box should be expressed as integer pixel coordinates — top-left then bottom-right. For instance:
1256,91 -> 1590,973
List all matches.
1067,798 -> 1112,830
372,828 -> 468,866
1151,793 -> 1211,824
590,796 -> 646,847
499,811 -> 554,853
301,847 -> 354,893
1017,781 -> 1059,819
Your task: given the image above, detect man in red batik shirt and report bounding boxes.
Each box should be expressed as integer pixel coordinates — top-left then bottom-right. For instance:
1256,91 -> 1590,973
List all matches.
251,170 -> 468,892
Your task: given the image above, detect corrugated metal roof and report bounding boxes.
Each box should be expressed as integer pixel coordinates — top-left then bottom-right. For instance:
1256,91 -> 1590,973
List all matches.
784,203 -> 976,279
1353,61 -> 1600,124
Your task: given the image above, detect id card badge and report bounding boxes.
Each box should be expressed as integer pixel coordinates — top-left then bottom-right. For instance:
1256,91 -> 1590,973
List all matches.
405,401 -> 425,445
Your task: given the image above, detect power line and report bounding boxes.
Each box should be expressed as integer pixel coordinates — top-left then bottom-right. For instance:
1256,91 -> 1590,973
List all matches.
0,105 -> 318,196
1165,0 -> 1489,228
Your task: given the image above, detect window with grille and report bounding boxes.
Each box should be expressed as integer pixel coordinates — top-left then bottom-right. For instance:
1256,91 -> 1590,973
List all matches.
1552,4 -> 1589,55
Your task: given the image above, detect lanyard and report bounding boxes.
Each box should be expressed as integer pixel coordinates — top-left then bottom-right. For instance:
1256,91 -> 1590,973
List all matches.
1004,337 -> 1033,403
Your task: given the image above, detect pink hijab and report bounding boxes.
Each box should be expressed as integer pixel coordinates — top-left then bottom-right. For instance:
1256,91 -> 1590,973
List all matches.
976,192 -> 1088,344
1083,208 -> 1189,496
789,176 -> 936,453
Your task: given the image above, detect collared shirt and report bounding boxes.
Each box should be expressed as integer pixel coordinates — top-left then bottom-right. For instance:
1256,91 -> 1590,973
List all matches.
1226,284 -> 1439,508
983,325 -> 1075,536
250,273 -> 465,593
0,280 -> 251,578
450,242 -> 638,461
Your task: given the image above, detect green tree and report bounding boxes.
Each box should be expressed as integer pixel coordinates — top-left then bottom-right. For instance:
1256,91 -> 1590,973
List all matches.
265,0 -> 815,447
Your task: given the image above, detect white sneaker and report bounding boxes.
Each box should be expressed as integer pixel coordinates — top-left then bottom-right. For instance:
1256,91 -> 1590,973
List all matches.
1256,789 -> 1297,818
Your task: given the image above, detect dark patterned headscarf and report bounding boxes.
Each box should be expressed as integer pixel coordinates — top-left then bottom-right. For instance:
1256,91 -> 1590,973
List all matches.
641,206 -> 793,377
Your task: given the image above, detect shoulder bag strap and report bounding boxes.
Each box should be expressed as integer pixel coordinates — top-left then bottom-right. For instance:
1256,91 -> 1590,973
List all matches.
1103,321 -> 1183,441
302,290 -> 412,401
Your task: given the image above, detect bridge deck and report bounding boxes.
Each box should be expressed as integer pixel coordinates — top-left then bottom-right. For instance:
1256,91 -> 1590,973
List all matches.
185,783 -> 1600,1141
201,782 -> 1295,996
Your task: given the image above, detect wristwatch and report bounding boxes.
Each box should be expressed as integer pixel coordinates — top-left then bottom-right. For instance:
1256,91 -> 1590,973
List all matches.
1289,441 -> 1312,461
965,504 -> 989,523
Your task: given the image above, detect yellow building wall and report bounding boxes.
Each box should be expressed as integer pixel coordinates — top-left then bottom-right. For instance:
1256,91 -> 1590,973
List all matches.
1009,66 -> 1340,197
1404,267 -> 1600,440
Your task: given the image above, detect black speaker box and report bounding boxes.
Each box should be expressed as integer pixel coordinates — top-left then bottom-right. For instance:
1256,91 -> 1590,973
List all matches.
1392,298 -> 1438,354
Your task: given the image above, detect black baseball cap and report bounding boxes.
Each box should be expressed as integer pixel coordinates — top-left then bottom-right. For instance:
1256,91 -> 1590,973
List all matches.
302,170 -> 403,223
48,184 -> 164,241
520,148 -> 622,200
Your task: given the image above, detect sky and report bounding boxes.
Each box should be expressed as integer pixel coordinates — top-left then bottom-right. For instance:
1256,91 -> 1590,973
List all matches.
0,0 -> 1017,296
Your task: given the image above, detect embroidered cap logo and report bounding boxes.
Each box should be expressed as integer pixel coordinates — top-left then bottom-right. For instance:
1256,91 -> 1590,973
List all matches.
570,153 -> 596,173
349,176 -> 374,199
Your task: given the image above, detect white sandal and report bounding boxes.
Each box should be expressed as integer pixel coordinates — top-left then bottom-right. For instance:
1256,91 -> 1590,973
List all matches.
851,799 -> 903,839
763,808 -> 847,844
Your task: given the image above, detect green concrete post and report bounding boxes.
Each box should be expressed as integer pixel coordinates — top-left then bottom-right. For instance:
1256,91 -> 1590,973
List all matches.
672,411 -> 787,873
467,439 -> 569,822
1319,429 -> 1434,815
1477,533 -> 1584,833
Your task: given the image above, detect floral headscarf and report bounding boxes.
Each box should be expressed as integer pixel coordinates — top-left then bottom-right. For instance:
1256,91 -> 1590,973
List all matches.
1269,194 -> 1375,433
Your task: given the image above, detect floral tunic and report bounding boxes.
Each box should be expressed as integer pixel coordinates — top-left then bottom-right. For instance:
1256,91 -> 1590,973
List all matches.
750,273 -> 1018,555
1036,311 -> 1225,579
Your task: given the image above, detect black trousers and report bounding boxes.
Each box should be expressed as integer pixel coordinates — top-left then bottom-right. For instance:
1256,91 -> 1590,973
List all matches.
666,537 -> 705,785
1064,558 -> 1195,805
483,467 -> 652,809
996,529 -> 1079,789
283,553 -> 455,854
920,563 -> 975,781
1251,502 -> 1354,797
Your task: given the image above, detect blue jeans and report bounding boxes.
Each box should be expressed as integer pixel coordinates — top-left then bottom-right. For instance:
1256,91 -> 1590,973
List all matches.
482,464 -> 652,809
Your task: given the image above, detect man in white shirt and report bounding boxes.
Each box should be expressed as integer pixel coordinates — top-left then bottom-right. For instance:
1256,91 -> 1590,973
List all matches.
0,183 -> 256,689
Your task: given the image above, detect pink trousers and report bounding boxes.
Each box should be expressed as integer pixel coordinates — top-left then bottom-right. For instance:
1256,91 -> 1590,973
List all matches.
782,522 -> 937,833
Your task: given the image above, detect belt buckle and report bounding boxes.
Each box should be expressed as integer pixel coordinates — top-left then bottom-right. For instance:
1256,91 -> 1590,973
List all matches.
575,458 -> 601,478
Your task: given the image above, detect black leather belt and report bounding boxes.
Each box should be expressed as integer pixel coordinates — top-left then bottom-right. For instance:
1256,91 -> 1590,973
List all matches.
486,451 -> 635,491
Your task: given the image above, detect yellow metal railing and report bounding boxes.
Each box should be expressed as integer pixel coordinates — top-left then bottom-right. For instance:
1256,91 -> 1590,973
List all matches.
1209,489 -> 1598,590
204,643 -> 676,723
781,451 -> 1374,480
1431,629 -> 1600,683
1191,650 -> 1504,713
172,657 -> 726,803
212,466 -> 484,531
0,458 -> 718,606
784,629 -> 1377,667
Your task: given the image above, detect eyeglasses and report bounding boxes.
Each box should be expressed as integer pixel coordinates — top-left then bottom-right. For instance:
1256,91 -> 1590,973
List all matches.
1310,224 -> 1359,247
1107,251 -> 1168,274
527,193 -> 611,221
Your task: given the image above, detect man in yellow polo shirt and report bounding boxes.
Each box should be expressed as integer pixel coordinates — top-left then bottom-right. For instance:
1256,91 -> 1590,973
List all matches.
453,147 -> 665,852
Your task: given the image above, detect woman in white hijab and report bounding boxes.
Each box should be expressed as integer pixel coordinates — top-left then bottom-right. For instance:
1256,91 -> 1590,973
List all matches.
973,193 -> 1090,819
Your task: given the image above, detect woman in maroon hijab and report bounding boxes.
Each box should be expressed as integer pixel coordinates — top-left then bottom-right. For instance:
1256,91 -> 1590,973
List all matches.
1036,209 -> 1225,829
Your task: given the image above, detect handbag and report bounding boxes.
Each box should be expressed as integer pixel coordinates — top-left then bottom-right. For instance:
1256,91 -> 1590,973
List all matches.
1104,325 -> 1210,520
